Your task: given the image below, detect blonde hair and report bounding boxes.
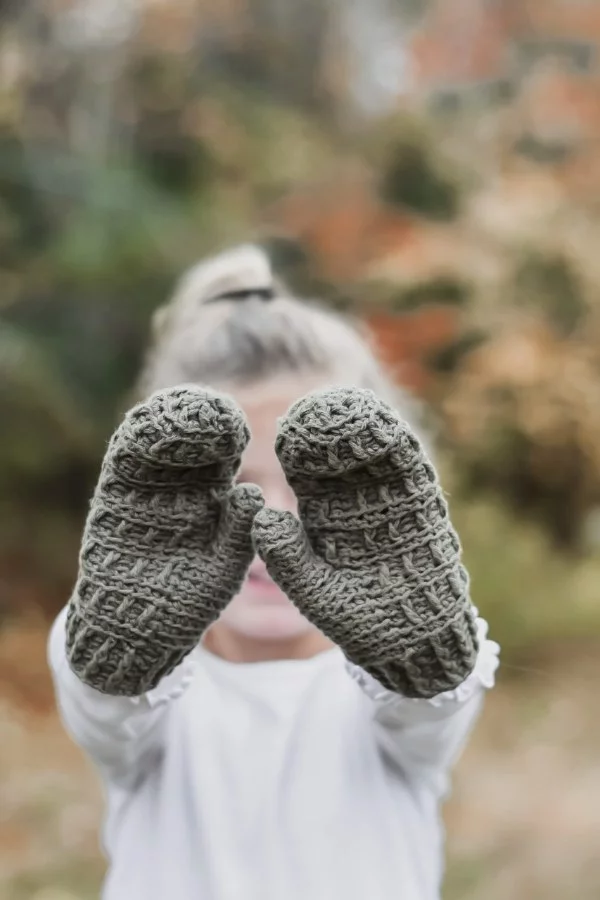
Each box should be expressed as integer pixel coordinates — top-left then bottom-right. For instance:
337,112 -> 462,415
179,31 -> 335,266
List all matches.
138,244 -> 423,429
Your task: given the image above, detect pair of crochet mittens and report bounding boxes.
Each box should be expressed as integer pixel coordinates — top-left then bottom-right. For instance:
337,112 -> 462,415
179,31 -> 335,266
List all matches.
66,386 -> 477,698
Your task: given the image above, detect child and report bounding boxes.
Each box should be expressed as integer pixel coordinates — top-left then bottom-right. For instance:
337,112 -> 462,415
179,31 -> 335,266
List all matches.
49,245 -> 499,900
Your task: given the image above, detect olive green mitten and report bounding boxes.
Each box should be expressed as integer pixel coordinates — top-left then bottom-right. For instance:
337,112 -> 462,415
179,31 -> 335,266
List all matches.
66,386 -> 263,696
252,387 -> 478,699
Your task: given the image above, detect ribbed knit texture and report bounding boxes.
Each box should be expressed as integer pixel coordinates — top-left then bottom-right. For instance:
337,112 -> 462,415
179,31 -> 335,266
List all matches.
66,386 -> 263,696
252,387 -> 478,699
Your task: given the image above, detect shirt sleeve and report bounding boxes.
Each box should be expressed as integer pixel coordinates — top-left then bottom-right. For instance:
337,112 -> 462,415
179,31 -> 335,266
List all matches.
48,606 -> 198,788
346,615 -> 499,797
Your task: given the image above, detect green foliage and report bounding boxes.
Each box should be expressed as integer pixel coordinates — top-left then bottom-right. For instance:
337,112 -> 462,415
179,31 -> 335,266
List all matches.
450,491 -> 600,657
427,330 -> 487,374
0,130 -> 54,264
0,17 -> 347,603
379,136 -> 460,220
512,251 -> 586,336
389,277 -> 471,312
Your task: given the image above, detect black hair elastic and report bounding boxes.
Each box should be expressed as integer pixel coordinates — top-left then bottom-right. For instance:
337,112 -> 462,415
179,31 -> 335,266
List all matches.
206,287 -> 275,304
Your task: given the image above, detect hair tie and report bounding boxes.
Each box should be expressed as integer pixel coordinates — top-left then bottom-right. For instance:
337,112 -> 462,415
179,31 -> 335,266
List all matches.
206,287 -> 275,304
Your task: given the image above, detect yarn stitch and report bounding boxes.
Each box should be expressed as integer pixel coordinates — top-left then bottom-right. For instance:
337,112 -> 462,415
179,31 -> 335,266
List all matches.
252,387 -> 478,698
66,386 -> 263,696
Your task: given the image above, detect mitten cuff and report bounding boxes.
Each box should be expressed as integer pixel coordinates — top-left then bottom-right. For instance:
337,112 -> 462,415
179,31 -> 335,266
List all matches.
66,603 -> 194,697
347,613 -> 499,711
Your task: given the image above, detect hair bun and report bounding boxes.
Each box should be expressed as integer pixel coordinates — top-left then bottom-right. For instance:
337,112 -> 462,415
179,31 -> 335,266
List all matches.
174,244 -> 274,315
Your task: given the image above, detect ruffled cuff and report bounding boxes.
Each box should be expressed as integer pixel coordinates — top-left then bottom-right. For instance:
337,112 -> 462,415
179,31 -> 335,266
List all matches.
129,649 -> 199,711
52,606 -> 199,716
346,613 -> 499,712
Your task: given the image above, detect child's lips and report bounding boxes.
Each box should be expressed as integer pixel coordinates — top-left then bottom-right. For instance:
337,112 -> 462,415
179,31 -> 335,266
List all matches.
245,569 -> 288,604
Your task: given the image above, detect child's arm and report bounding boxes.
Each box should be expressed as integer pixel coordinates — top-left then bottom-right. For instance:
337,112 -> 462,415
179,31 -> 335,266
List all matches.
49,605 -> 198,785
51,386 -> 262,781
252,386 -> 498,792
347,614 -> 499,795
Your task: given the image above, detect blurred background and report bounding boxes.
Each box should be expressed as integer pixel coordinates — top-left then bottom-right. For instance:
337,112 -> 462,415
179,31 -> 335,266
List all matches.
1,1 -> 600,897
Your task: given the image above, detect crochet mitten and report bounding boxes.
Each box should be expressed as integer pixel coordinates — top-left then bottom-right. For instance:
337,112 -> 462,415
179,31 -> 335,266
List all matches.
66,386 -> 263,696
252,388 -> 478,698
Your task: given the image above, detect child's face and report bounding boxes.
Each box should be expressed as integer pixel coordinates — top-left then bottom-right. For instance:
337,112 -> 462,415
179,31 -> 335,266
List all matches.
213,377 -> 325,645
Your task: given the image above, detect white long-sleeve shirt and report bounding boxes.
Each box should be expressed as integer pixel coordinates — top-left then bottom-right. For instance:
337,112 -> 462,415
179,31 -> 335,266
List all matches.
49,609 -> 499,900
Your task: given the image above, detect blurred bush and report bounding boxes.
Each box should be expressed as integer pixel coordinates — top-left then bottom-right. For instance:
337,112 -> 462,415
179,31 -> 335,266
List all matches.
449,488 -> 600,657
378,130 -> 461,220
441,312 -> 600,548
1,0 -> 600,657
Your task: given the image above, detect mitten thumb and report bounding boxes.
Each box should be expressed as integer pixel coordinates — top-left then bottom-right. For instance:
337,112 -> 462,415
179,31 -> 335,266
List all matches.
252,508 -> 331,605
214,483 -> 264,577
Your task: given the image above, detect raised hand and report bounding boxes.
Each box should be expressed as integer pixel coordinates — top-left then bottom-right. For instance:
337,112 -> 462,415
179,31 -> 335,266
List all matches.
252,388 -> 478,698
67,386 -> 263,696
